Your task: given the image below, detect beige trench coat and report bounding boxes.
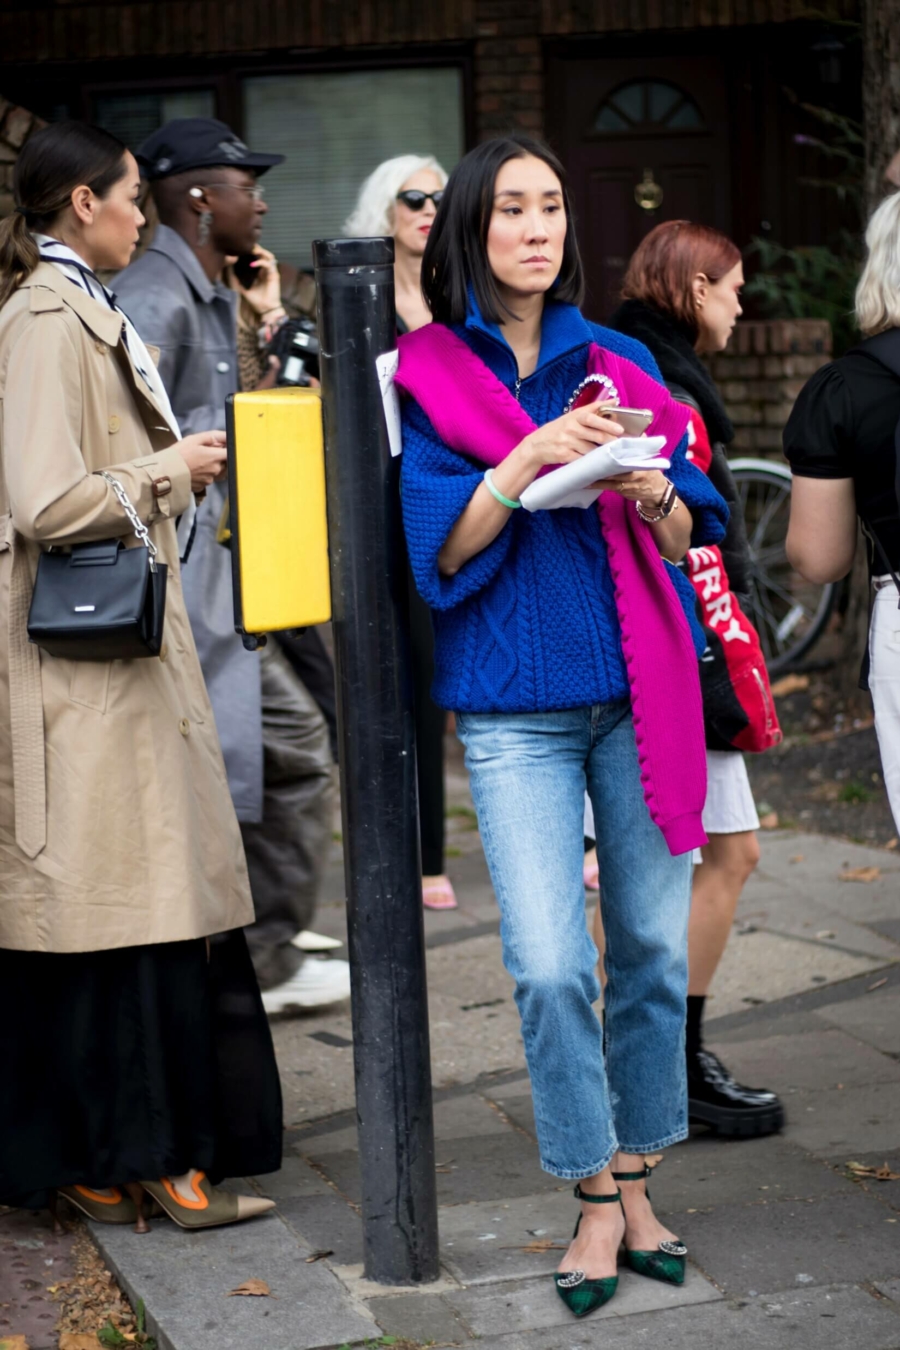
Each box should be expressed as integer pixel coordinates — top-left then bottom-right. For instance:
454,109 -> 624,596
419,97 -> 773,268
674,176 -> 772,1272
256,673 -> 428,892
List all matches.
0,263 -> 253,953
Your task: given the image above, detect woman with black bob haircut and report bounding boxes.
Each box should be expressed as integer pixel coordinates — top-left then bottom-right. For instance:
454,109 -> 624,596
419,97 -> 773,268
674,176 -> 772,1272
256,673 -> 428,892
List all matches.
396,134 -> 728,1318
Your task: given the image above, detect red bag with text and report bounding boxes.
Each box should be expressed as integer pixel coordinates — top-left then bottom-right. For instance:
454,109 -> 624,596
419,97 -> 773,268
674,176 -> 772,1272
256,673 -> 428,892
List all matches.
686,544 -> 782,753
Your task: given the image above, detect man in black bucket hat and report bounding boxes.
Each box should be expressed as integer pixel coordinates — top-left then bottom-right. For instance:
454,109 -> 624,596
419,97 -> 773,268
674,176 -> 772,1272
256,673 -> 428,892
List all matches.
117,120 -> 350,1015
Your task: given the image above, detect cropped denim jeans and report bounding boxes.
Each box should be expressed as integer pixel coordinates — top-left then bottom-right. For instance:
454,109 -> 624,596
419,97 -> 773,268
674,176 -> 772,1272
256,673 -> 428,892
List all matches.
456,700 -> 692,1179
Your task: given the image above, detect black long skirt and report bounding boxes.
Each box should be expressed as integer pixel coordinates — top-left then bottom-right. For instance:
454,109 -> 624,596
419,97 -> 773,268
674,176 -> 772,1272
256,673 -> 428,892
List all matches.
0,930 -> 282,1208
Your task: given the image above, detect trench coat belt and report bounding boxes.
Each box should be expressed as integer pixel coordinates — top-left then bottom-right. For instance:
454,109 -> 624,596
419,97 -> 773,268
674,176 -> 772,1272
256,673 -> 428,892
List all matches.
2,513 -> 47,858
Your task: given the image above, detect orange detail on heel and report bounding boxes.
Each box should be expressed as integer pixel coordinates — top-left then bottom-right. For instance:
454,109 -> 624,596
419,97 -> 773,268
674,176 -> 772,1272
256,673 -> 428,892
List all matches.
74,1185 -> 124,1205
161,1172 -> 210,1210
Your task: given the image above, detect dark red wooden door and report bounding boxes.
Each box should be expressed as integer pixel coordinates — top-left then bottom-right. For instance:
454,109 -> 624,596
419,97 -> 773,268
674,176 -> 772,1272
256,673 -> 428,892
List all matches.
546,55 -> 732,321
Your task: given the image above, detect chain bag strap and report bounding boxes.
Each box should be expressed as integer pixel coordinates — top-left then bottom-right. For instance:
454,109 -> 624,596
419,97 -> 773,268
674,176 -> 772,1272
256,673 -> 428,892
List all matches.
26,471 -> 168,661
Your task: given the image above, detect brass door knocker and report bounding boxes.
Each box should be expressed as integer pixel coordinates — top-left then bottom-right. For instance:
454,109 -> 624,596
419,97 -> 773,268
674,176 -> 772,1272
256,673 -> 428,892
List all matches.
635,168 -> 663,212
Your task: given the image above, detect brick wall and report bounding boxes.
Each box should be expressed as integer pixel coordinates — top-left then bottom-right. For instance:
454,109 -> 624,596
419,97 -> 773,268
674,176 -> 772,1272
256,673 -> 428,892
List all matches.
706,319 -> 832,457
0,100 -> 45,219
474,0 -> 543,139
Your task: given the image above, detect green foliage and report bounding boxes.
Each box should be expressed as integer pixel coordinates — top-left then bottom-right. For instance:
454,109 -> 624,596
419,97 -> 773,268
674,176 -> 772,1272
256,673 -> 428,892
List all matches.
744,93 -> 865,356
97,1300 -> 157,1349
744,234 -> 860,355
838,780 -> 876,803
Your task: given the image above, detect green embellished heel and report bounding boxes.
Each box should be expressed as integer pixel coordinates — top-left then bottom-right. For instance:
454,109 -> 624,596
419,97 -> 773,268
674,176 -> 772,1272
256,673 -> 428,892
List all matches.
612,1165 -> 687,1286
553,1184 -> 621,1318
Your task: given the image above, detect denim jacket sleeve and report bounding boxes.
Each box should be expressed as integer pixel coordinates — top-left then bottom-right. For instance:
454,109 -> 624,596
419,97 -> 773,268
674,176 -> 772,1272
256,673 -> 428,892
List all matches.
400,398 -> 515,611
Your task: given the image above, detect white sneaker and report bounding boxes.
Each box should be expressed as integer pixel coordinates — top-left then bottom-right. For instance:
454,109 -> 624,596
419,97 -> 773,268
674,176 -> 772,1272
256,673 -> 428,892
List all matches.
291,929 -> 344,952
262,957 -> 352,1014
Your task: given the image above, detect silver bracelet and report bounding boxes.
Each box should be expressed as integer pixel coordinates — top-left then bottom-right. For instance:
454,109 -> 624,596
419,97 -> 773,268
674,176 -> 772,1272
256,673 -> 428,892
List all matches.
636,479 -> 678,524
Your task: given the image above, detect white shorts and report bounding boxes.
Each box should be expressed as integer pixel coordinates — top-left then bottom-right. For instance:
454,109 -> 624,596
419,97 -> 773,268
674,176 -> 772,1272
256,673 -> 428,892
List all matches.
869,579 -> 900,832
702,749 -> 760,835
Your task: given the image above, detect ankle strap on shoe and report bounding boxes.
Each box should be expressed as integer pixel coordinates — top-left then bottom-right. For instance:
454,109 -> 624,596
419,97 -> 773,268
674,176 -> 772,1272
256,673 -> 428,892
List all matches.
611,1166 -> 651,1182
573,1183 -> 622,1203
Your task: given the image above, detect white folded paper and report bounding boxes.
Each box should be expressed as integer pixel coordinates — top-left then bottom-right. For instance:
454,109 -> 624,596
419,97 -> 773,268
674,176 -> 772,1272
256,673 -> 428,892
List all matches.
519,436 -> 670,512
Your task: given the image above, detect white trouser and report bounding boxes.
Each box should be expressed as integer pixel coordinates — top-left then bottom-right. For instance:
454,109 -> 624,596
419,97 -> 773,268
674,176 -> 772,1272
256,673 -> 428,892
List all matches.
870,577 -> 900,832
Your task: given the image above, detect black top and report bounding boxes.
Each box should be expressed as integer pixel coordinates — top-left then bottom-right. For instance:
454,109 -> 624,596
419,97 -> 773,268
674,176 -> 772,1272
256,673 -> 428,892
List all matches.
783,348 -> 900,571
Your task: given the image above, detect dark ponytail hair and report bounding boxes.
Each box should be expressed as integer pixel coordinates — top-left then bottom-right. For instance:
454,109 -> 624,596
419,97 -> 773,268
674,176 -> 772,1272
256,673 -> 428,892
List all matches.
0,120 -> 129,309
422,133 -> 584,326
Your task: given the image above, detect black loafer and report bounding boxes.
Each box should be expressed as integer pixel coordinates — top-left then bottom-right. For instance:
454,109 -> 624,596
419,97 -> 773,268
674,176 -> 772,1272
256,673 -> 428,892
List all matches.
688,1048 -> 785,1138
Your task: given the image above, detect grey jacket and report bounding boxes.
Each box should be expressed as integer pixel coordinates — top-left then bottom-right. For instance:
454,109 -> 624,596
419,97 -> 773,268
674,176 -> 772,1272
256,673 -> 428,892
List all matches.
116,225 -> 263,821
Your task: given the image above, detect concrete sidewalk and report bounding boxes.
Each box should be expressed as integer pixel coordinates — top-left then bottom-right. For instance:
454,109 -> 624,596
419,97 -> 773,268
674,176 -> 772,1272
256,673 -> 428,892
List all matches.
86,777 -> 900,1349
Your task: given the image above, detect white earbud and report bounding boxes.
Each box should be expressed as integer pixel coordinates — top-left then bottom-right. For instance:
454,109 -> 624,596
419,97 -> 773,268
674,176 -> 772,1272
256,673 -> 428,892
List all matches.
189,187 -> 205,199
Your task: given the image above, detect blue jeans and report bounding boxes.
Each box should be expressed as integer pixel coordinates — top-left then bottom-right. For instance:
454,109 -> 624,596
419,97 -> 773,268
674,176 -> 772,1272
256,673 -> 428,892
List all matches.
456,700 -> 692,1179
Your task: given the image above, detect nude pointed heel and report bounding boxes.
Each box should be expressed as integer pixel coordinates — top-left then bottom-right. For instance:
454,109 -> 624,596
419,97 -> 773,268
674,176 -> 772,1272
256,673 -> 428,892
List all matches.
140,1171 -> 275,1230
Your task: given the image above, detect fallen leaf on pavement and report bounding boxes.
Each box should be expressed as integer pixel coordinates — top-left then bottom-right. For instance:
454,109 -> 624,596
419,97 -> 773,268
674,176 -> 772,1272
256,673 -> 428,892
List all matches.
759,811 -> 779,830
60,1336 -> 103,1349
839,866 -> 881,883
226,1280 -> 270,1298
770,673 -> 810,697
0,1337 -> 31,1350
886,837 -> 898,850
868,977 -> 889,992
790,855 -> 805,864
846,1160 -> 900,1180
304,1250 -> 333,1263
816,930 -> 836,940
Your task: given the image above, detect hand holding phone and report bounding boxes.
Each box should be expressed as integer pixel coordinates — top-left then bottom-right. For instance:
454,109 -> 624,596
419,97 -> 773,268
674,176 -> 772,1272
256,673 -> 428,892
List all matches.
598,406 -> 653,436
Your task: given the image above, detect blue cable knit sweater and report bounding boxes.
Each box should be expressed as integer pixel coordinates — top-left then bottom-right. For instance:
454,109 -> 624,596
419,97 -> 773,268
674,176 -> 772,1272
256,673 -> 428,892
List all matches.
401,299 -> 727,714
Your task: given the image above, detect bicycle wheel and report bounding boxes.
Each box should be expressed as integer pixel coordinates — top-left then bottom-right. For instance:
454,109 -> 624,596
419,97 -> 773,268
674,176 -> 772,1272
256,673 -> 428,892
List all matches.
729,458 -> 837,675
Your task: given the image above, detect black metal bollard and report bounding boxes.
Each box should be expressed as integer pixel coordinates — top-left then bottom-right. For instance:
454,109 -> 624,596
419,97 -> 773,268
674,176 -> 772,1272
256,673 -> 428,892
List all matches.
313,236 -> 440,1285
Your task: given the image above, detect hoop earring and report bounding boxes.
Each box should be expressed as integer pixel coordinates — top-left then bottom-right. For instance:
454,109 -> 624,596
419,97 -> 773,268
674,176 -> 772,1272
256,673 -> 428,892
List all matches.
197,210 -> 213,247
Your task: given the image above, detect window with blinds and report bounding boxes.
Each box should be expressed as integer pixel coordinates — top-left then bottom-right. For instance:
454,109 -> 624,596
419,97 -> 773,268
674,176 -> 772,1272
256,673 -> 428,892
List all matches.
93,90 -> 216,151
243,68 -> 464,267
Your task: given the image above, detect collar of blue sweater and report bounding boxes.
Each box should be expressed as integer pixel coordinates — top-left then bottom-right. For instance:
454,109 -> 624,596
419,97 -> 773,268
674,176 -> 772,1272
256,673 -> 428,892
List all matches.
454,288 -> 594,388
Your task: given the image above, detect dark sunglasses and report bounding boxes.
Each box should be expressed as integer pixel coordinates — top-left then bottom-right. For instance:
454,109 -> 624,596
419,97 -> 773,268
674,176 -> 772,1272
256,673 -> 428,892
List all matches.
396,189 -> 444,211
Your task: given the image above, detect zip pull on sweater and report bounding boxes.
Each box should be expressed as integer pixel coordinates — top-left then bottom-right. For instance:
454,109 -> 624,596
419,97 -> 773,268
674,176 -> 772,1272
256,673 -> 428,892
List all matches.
396,322 -> 707,857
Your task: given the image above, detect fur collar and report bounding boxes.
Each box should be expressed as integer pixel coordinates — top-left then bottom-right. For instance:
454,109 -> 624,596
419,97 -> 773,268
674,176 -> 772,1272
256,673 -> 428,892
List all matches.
609,299 -> 734,445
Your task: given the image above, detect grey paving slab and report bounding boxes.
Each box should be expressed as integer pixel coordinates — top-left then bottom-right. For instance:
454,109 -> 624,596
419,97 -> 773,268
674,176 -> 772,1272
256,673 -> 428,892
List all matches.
706,928 -> 882,1018
486,1084 -> 538,1140
870,918 -> 900,946
650,1133 -> 857,1212
465,1283 -> 900,1350
875,1276 -> 900,1301
675,1191 -> 900,1294
707,1009 -> 828,1045
444,1266 -> 720,1336
277,1192 -> 364,1267
312,1133 -> 558,1207
437,1192 -> 577,1285
814,985 -> 900,1057
90,1212 -> 377,1350
365,1291 -> 474,1343
705,1028 -> 900,1093
780,1080 -> 900,1156
249,1150 -> 334,1199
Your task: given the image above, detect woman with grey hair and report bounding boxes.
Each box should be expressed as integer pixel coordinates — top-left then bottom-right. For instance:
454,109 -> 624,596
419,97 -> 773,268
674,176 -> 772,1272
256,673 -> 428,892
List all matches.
785,190 -> 900,829
345,153 -> 456,908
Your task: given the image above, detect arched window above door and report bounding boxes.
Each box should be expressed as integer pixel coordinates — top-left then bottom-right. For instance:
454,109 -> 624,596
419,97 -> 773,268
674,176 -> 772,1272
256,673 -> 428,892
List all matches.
593,81 -> 705,134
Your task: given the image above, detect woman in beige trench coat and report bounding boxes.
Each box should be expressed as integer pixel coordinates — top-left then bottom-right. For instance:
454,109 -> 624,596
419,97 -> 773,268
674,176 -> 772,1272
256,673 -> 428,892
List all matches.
0,121 -> 281,1231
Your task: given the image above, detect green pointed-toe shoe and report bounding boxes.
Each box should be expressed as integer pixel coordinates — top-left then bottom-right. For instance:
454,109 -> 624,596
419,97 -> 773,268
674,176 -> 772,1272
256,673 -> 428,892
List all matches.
613,1165 -> 687,1286
553,1184 -> 621,1318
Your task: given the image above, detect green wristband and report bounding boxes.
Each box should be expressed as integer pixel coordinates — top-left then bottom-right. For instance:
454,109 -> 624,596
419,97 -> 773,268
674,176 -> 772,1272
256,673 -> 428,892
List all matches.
484,467 -> 521,510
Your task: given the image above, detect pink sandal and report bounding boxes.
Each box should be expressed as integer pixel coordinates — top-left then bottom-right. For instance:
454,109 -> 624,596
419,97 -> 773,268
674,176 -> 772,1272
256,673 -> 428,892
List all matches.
422,876 -> 458,910
583,859 -> 600,891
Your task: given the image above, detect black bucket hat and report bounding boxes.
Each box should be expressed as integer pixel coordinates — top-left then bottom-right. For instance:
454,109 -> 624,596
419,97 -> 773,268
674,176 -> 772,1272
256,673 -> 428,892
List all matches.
136,118 -> 284,180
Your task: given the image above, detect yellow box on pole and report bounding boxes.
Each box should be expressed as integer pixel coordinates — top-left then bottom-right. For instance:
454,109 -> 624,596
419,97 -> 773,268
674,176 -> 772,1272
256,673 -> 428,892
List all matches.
225,387 -> 331,644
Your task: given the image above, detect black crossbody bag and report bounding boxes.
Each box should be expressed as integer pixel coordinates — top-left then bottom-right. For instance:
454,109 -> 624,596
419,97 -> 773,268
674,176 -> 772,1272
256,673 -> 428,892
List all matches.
27,470 -> 167,660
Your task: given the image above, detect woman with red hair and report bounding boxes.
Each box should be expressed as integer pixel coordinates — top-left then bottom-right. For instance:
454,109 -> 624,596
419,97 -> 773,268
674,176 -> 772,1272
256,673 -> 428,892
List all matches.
604,220 -> 785,1140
